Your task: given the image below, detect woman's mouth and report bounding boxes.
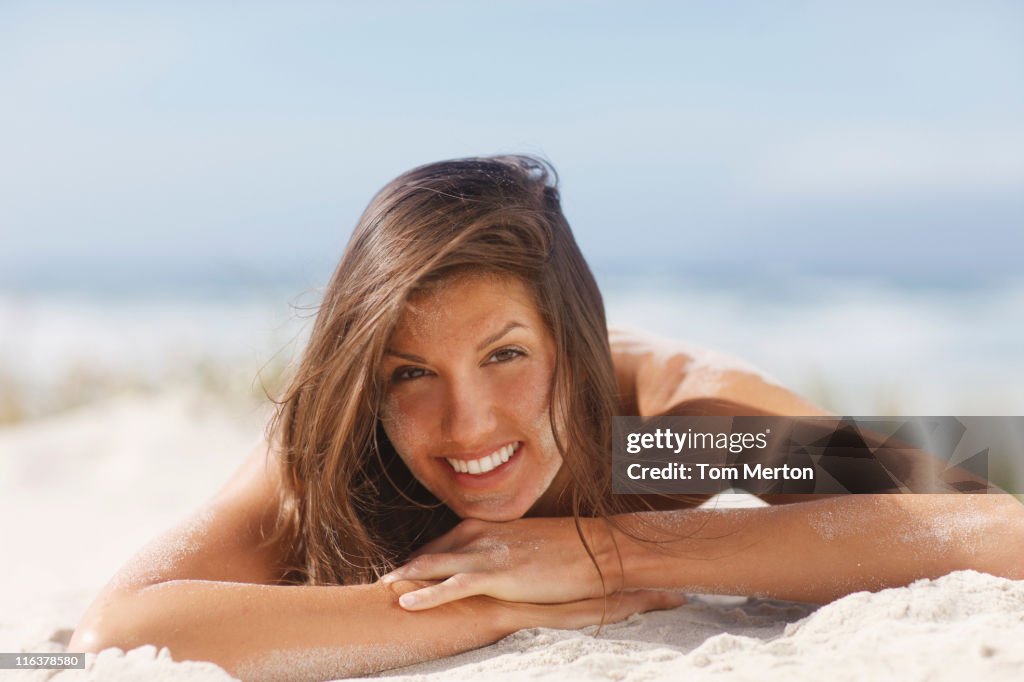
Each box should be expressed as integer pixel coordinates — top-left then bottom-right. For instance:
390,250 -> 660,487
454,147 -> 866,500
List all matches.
445,442 -> 521,475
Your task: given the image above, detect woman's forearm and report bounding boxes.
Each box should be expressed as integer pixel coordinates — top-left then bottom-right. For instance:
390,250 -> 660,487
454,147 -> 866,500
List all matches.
69,579 -> 515,680
613,494 -> 1024,604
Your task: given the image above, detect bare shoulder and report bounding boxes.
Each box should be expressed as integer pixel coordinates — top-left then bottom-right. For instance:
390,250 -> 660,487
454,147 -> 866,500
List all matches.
610,326 -> 838,508
95,436 -> 293,601
608,326 -> 830,417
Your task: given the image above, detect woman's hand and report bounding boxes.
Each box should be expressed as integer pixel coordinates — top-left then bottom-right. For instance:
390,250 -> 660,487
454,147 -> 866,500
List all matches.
498,588 -> 687,632
381,517 -> 631,610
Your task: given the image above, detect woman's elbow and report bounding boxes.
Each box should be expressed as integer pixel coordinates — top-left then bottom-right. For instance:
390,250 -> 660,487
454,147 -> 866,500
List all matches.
67,596 -> 150,656
68,623 -> 108,654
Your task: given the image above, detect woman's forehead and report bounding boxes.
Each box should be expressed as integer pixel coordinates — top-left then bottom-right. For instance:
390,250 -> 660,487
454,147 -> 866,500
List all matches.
392,272 -> 545,341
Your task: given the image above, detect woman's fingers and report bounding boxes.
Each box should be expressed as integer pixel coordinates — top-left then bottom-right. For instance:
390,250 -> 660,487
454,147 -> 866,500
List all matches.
541,590 -> 687,630
381,552 -> 480,586
605,590 -> 687,621
394,573 -> 486,610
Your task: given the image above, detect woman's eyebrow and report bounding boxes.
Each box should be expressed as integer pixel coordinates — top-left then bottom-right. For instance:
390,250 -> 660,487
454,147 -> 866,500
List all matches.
385,349 -> 426,363
476,321 -> 527,351
384,321 -> 528,362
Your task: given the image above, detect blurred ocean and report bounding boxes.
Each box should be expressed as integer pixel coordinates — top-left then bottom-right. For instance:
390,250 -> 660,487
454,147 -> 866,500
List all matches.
601,273 -> 1024,417
2,273 -> 1022,424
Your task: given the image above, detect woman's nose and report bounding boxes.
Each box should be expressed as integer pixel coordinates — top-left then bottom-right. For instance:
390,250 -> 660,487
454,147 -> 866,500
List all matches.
441,378 -> 498,448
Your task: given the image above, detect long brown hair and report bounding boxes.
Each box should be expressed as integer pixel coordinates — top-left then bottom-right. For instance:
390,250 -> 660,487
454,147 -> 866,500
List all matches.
265,155 -> 632,586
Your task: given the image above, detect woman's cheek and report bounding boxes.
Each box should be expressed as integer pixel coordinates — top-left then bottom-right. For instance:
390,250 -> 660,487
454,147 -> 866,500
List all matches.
504,364 -> 552,418
505,365 -> 561,463
380,392 -> 431,463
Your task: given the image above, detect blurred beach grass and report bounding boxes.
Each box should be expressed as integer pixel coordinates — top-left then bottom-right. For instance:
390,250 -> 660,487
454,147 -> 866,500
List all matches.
0,353 -> 292,426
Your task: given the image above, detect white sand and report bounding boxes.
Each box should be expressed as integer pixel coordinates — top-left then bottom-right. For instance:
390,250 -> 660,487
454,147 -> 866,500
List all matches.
2,392 -> 1023,681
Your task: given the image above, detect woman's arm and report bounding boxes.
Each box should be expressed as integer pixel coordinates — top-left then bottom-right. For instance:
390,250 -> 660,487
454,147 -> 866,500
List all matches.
612,493 -> 1024,603
70,576 -> 681,680
68,442 -> 681,679
383,493 -> 1024,609
70,578 -> 506,679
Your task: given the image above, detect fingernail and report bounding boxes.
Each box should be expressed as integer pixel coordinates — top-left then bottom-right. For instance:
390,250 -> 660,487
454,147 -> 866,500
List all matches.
399,593 -> 418,608
380,573 -> 398,584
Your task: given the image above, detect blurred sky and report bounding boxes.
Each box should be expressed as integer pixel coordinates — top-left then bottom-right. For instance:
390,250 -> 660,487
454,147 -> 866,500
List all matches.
1,0 -> 1022,292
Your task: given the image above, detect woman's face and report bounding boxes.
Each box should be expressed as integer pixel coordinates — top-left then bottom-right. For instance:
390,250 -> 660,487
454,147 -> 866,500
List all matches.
379,272 -> 565,521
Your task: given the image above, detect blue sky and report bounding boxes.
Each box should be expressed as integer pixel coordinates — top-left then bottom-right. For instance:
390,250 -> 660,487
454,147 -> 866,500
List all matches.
1,1 -> 1022,290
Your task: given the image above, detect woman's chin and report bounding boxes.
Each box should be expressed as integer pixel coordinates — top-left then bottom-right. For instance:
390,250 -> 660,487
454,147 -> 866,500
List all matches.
448,498 -> 530,522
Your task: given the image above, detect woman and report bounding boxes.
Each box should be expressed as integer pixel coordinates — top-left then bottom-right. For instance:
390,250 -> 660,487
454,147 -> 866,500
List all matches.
69,156 -> 1024,680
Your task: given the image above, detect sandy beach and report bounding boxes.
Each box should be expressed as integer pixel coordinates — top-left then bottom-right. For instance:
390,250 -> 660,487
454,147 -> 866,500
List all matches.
2,389 -> 1023,681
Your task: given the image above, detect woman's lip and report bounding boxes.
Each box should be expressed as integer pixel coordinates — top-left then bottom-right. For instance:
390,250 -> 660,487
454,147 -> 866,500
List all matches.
440,442 -> 523,488
440,440 -> 520,461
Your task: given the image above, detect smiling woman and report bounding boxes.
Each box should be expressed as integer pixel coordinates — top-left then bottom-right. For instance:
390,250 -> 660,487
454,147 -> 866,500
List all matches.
255,155 -> 638,591
67,155 -> 1024,681
380,273 -> 566,522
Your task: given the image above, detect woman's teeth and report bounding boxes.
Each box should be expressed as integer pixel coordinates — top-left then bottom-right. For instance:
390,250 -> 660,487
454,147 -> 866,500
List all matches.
446,443 -> 519,475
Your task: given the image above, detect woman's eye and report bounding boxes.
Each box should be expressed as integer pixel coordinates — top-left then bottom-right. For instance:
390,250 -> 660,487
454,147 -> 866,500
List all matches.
393,367 -> 428,382
489,347 -> 526,363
